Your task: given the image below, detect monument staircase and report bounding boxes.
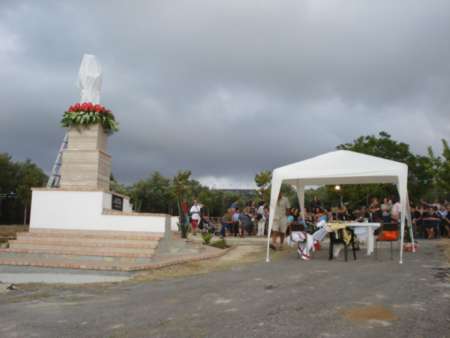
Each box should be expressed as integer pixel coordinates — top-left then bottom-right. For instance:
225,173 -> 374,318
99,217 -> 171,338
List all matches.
0,229 -> 164,271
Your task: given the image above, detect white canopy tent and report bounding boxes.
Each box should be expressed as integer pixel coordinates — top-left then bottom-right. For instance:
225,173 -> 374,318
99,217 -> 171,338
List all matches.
266,150 -> 415,264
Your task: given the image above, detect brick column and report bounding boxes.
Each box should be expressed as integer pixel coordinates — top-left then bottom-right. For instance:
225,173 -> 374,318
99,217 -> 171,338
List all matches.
60,124 -> 111,190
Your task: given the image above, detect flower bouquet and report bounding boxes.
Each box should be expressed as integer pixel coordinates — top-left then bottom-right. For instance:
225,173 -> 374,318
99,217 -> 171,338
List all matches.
61,102 -> 119,134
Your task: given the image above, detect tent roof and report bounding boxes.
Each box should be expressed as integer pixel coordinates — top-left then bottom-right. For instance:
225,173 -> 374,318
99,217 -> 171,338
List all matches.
273,150 -> 408,186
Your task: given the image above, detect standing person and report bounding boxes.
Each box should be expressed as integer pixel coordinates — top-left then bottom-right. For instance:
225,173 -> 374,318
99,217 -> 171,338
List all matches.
249,201 -> 257,235
369,197 -> 382,222
232,207 -> 240,237
189,199 -> 201,235
443,204 -> 450,238
437,204 -> 449,238
411,205 -> 421,238
256,202 -> 266,237
263,206 -> 270,236
391,198 -> 401,223
220,208 -> 233,238
257,201 -> 265,216
270,192 -> 290,250
381,197 -> 392,223
249,201 -> 257,214
286,209 -> 296,237
239,207 -> 254,237
311,196 -> 321,211
337,204 -> 349,221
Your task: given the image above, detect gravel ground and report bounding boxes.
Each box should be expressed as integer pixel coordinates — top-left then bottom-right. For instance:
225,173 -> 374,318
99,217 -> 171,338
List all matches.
0,240 -> 448,338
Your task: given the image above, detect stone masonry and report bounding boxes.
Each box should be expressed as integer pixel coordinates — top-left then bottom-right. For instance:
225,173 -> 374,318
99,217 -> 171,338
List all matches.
60,124 -> 111,190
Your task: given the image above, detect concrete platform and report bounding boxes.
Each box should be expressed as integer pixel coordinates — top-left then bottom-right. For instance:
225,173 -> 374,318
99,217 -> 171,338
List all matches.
0,266 -> 131,284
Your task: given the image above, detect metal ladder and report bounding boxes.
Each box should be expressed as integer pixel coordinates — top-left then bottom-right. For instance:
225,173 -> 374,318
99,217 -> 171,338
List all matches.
46,133 -> 69,188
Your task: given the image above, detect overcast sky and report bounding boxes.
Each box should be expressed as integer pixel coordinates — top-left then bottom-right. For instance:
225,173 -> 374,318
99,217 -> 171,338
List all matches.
1,1 -> 449,188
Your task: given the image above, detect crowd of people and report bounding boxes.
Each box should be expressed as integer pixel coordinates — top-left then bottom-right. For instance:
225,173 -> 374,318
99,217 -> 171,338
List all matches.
186,195 -> 450,243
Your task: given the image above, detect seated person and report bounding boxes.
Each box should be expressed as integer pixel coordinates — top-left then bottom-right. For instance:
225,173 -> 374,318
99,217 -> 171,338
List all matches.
355,206 -> 370,222
200,214 -> 216,234
312,218 -> 329,243
289,223 -> 315,260
337,205 -> 350,221
423,207 -> 441,239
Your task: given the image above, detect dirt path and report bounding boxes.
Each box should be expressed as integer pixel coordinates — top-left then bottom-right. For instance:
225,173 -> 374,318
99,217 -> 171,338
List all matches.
0,241 -> 448,338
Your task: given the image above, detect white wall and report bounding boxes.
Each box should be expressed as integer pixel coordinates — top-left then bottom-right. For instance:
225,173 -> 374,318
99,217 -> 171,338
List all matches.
30,190 -> 167,233
171,216 -> 179,231
123,198 -> 132,212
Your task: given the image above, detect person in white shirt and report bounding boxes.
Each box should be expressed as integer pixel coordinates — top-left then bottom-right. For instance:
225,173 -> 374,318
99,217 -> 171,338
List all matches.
232,208 -> 241,236
256,202 -> 266,236
391,199 -> 401,222
189,200 -> 201,235
270,193 -> 290,250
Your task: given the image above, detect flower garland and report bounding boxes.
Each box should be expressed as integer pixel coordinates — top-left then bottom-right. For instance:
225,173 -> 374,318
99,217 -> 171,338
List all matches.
61,102 -> 119,134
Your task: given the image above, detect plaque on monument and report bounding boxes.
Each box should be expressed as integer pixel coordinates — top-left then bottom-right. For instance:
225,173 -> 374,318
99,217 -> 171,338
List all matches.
112,194 -> 123,211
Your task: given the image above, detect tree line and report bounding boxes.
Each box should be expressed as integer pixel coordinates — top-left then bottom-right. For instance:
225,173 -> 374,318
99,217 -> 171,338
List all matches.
253,132 -> 450,210
0,154 -> 48,224
1,132 -> 448,224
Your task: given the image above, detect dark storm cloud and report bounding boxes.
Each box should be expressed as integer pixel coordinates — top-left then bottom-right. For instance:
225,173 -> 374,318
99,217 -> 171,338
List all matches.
1,0 -> 449,188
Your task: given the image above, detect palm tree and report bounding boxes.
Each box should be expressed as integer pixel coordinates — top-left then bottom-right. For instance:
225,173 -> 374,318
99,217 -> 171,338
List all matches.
172,170 -> 192,238
255,170 -> 272,203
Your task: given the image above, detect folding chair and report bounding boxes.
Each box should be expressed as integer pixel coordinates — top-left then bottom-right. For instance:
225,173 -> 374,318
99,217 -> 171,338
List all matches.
375,223 -> 399,260
328,228 -> 357,261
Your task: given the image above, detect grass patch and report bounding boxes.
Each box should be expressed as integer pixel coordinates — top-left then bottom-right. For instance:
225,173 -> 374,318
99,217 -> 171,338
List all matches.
209,239 -> 230,249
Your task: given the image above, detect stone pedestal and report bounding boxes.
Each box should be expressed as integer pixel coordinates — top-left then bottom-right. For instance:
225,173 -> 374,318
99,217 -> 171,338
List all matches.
29,122 -> 170,236
60,124 -> 111,190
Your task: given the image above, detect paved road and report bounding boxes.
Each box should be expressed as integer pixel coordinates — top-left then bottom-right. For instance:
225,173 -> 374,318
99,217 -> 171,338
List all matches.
0,241 -> 449,338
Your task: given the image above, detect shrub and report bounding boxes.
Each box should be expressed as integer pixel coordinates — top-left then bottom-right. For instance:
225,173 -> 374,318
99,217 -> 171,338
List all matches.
201,232 -> 213,245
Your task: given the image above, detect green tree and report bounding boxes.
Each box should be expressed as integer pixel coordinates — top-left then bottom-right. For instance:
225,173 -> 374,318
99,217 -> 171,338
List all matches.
337,131 -> 438,203
110,173 -> 129,196
254,170 -> 272,203
15,159 -> 47,223
0,153 -> 17,194
171,170 -> 192,238
130,172 -> 172,213
432,139 -> 450,200
0,154 -> 47,224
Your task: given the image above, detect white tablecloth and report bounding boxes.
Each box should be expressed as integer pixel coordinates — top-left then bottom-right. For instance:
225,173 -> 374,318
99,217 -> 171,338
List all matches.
346,222 -> 380,255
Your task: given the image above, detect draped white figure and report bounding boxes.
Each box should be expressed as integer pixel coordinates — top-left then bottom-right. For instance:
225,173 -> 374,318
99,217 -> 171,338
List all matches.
77,54 -> 102,104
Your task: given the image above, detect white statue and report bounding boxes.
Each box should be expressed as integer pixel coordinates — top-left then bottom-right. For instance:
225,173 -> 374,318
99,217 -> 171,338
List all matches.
77,54 -> 102,104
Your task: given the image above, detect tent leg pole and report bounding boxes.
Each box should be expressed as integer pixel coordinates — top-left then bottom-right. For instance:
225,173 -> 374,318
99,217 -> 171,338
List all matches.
266,228 -> 271,263
409,220 -> 416,253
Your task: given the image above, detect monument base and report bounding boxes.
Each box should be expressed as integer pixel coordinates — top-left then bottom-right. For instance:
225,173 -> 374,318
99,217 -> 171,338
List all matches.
30,188 -> 170,234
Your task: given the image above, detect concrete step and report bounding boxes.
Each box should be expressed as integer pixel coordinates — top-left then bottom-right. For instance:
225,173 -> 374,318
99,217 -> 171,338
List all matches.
0,246 -> 224,272
23,228 -> 163,241
0,250 -> 153,263
14,236 -> 159,249
0,252 -> 144,271
4,244 -> 155,258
